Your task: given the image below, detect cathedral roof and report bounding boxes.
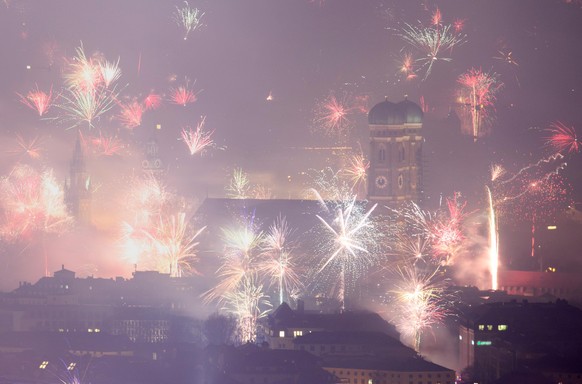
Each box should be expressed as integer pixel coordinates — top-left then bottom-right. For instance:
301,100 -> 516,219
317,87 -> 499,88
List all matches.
368,98 -> 423,125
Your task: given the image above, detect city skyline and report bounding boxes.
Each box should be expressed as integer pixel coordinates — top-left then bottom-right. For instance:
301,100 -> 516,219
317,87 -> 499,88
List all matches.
1,0 -> 581,304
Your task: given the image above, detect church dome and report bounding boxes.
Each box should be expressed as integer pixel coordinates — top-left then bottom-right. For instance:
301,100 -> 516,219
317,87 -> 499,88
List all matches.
398,99 -> 423,124
368,98 -> 423,125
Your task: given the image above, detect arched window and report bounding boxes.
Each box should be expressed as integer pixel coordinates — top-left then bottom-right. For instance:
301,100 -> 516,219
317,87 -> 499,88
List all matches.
378,145 -> 386,162
399,143 -> 406,163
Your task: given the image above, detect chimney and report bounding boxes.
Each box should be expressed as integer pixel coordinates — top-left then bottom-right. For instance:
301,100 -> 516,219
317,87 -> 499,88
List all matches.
297,299 -> 305,313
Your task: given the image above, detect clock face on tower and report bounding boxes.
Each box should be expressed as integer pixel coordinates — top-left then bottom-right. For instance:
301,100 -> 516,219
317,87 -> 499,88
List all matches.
375,175 -> 388,189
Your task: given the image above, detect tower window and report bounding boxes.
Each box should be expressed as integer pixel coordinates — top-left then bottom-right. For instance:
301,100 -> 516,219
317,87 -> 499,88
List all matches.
378,146 -> 386,162
399,143 -> 405,162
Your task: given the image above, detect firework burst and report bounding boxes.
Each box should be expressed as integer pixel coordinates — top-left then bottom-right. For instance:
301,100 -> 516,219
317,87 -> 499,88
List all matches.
313,93 -> 359,140
0,164 -> 72,242
225,168 -> 251,199
18,85 -> 54,116
117,100 -> 144,129
389,263 -> 449,352
174,1 -> 205,40
313,196 -> 381,310
222,274 -> 272,344
203,222 -> 264,304
181,116 -> 215,155
457,68 -> 503,141
545,121 -> 580,154
399,22 -> 467,81
146,212 -> 206,277
258,216 -> 303,305
8,135 -> 45,160
342,154 -> 369,198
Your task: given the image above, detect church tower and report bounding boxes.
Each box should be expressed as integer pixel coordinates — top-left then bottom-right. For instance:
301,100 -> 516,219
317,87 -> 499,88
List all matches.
367,97 -> 424,205
65,136 -> 92,224
141,126 -> 165,179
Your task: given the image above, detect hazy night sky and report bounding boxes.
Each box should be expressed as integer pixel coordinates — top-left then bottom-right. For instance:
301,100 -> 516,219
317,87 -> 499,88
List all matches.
1,0 -> 582,289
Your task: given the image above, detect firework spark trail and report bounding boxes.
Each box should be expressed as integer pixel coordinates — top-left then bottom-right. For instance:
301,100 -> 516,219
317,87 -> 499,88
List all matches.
174,1 -> 205,40
258,216 -> 303,305
496,153 -> 565,186
98,58 -> 121,88
457,68 -> 503,141
390,263 -> 449,352
181,116 -> 215,155
486,186 -> 499,290
314,196 -> 380,309
430,195 -> 466,264
399,22 -> 467,81
146,212 -> 206,277
225,168 -> 251,199
545,121 -> 580,154
57,86 -> 119,129
170,84 -> 199,106
18,85 -> 54,116
222,274 -> 272,344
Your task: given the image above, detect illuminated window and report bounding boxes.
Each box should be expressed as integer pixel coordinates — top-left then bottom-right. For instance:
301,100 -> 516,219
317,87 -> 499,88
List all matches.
498,325 -> 508,331
478,325 -> 484,331
459,335 -> 463,340
67,362 -> 76,371
94,328 -> 101,333
293,330 -> 303,337
39,361 -> 49,369
279,330 -> 285,337
487,325 -> 493,331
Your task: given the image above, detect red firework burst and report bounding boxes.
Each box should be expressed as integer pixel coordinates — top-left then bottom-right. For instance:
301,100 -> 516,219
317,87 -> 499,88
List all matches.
545,121 -> 580,154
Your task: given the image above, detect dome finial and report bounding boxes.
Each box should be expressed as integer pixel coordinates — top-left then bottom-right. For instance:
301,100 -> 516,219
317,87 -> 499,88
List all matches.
384,96 -> 388,101
404,94 -> 408,100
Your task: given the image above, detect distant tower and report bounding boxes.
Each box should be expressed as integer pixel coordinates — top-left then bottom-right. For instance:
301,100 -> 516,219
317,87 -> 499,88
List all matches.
141,126 -> 165,179
65,136 -> 92,224
367,97 -> 424,205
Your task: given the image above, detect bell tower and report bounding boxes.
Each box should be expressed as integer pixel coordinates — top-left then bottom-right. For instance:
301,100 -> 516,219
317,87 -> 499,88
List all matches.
367,97 -> 423,205
141,125 -> 165,179
65,136 -> 92,224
